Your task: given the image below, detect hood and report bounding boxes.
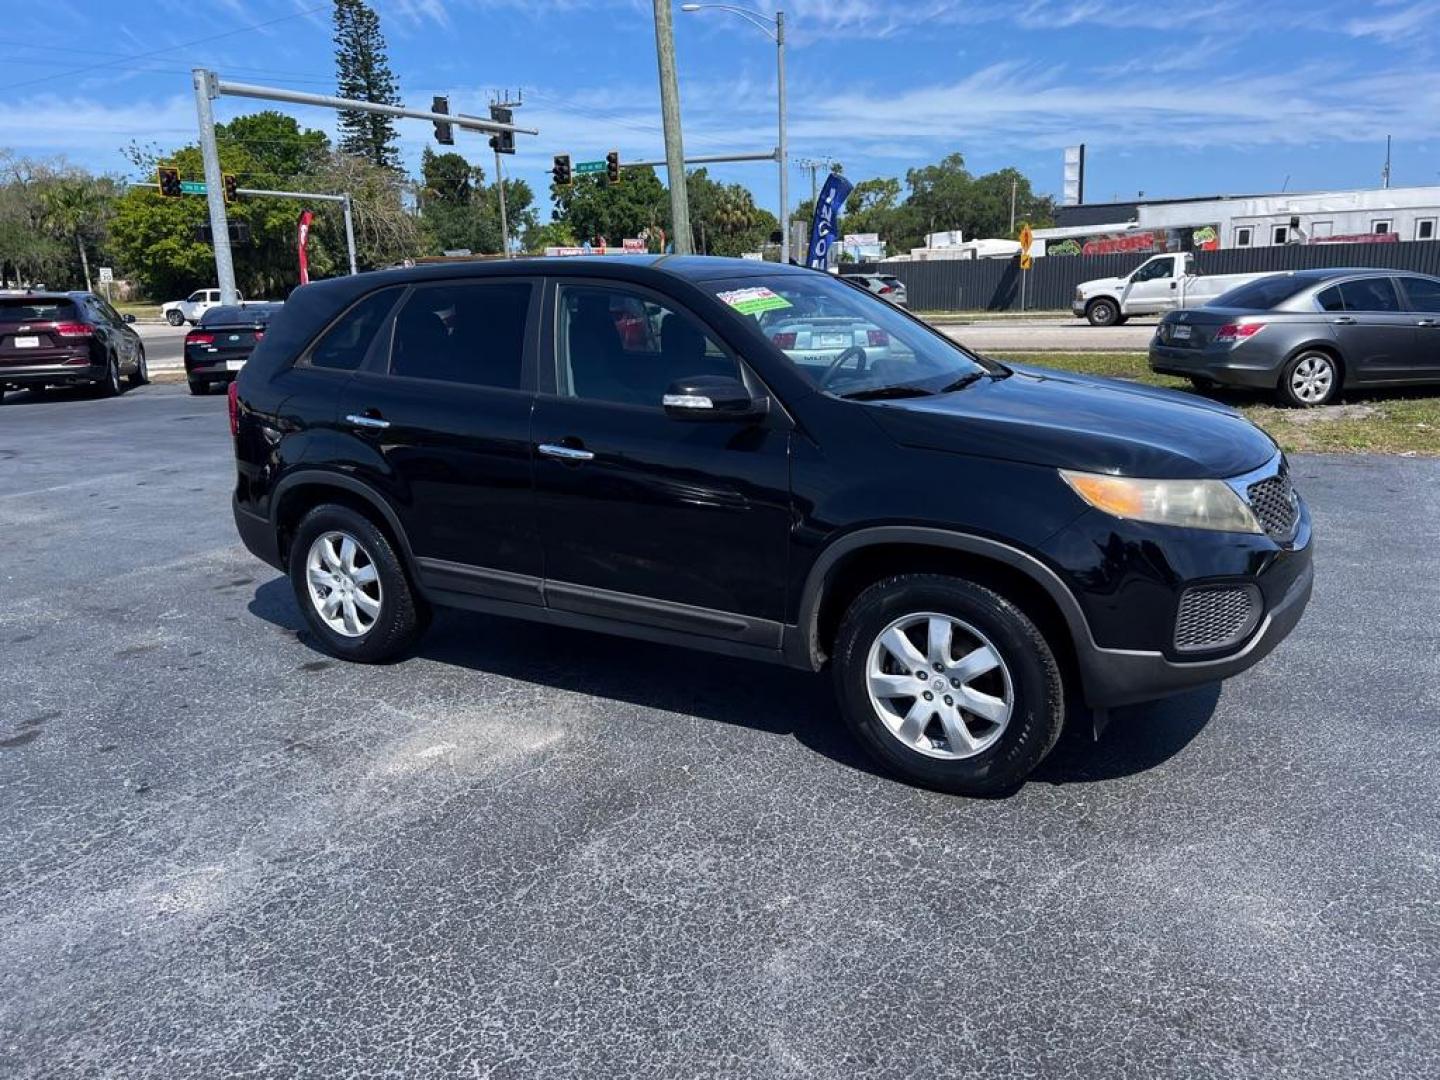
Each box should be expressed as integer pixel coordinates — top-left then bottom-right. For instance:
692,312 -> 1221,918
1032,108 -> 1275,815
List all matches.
865,363 -> 1278,479
1079,275 -> 1126,295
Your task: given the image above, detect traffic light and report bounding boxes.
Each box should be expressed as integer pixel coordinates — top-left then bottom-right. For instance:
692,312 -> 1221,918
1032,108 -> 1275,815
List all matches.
222,174 -> 238,204
194,222 -> 251,245
552,154 -> 572,188
157,165 -> 182,198
606,150 -> 620,184
431,95 -> 454,145
489,105 -> 514,155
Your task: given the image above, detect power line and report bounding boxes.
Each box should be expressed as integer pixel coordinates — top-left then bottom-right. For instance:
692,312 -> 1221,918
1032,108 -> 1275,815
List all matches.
0,4 -> 331,93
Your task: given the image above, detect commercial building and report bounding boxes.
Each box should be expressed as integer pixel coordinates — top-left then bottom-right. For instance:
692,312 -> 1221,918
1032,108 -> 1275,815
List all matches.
1030,185 -> 1440,258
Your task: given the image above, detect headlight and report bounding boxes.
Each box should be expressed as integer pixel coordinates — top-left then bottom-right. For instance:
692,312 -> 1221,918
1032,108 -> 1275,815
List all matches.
1059,470 -> 1262,533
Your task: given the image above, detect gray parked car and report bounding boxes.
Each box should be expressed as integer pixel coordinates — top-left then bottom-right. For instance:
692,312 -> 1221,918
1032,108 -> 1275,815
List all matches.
1150,268 -> 1440,406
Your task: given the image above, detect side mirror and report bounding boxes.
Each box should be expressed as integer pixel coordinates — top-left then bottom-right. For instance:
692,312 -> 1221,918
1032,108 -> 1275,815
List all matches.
123,313 -> 136,323
662,375 -> 767,422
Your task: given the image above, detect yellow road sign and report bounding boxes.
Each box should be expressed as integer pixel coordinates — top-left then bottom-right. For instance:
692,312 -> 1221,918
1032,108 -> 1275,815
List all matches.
1020,254 -> 1033,271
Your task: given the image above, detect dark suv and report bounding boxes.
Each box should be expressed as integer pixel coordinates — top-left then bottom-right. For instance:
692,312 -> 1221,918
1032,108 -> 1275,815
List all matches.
231,257 -> 1313,795
0,291 -> 147,401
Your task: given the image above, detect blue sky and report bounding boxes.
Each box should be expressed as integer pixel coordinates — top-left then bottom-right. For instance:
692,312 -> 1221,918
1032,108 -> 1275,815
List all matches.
4,0 -> 1440,224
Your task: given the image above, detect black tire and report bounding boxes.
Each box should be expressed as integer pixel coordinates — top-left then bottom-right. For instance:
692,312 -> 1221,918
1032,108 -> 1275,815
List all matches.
1278,349 -> 1340,407
832,573 -> 1065,796
165,309 -> 184,326
1085,298 -> 1119,327
187,378 -> 208,395
128,347 -> 149,387
288,504 -> 424,663
1113,314 -> 1130,326
97,355 -> 122,397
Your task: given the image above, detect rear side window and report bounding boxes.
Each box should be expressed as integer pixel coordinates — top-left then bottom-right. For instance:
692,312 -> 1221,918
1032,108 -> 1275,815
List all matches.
1399,276 -> 1440,312
1212,276 -> 1311,310
1335,278 -> 1401,313
0,299 -> 80,323
308,288 -> 401,371
1317,287 -> 1345,312
387,282 -> 531,389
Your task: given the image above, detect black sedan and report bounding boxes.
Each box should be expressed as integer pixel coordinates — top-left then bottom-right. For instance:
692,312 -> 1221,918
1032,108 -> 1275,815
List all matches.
185,303 -> 284,395
1150,268 -> 1440,406
0,291 -> 146,401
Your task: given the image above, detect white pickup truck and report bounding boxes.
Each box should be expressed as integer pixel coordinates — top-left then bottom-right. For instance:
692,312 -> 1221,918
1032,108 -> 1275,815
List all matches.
160,288 -> 245,326
1072,252 -> 1268,326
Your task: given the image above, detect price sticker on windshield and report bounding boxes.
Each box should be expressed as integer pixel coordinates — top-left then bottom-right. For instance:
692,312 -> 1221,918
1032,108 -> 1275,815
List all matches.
717,286 -> 792,316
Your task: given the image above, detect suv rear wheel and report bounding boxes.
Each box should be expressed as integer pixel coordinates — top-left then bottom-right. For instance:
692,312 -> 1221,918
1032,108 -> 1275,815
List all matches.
289,505 -> 423,663
833,574 -> 1065,796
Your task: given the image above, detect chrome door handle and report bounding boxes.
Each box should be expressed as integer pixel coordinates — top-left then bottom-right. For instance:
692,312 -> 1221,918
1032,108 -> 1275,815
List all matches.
1333,316 -> 1356,325
345,413 -> 390,430
538,442 -> 594,462
1417,319 -> 1436,327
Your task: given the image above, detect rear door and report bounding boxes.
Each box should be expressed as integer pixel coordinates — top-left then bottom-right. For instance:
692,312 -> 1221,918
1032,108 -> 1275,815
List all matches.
1319,277 -> 1414,383
1395,276 -> 1440,380
335,278 -> 544,598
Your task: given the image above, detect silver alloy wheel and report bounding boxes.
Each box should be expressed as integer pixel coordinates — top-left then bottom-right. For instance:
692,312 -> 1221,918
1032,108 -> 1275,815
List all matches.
1290,353 -> 1335,404
305,530 -> 383,638
865,611 -> 1014,760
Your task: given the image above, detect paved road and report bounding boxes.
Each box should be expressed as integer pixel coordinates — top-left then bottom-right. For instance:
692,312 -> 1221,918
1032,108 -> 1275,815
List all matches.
1,384 -> 1437,1078
135,323 -> 186,373
937,318 -> 1156,353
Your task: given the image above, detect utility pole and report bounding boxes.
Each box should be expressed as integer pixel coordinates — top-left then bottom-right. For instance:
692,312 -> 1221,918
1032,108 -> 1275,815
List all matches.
775,8 -> 788,263
653,0 -> 693,254
491,90 -> 523,258
192,69 -> 237,306
1383,134 -> 1392,189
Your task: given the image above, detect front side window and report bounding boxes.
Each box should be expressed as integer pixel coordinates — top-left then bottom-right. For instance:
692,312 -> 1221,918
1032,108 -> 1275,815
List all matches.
708,273 -> 989,398
1399,276 -> 1440,312
1336,277 -> 1401,313
555,284 -> 737,407
187,291 -> 205,304
1131,258 -> 1171,282
387,282 -> 531,389
307,288 -> 401,371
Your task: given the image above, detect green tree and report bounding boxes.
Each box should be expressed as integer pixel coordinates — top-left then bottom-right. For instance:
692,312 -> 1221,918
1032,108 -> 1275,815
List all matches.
219,112 -> 330,187
333,0 -> 401,170
523,220 -> 577,252
41,178 -> 110,291
0,153 -> 83,287
551,167 -> 670,247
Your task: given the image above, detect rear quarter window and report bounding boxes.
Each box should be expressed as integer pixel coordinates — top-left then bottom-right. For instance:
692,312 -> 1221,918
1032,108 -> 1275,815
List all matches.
305,288 -> 402,371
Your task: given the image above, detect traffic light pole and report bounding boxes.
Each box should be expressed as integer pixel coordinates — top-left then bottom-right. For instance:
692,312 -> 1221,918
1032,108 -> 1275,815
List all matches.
193,69 -> 238,306
189,67 -> 536,295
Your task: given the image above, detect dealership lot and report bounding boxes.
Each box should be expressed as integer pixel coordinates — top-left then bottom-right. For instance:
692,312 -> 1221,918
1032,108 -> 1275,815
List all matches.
1,385 -> 1437,1078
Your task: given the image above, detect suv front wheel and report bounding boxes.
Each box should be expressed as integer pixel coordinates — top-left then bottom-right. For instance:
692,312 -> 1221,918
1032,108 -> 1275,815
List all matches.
833,574 -> 1065,796
289,505 -> 424,663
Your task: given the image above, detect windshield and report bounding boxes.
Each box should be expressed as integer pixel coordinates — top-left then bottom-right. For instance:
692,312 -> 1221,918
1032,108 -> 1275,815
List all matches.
709,273 -> 989,396
1210,275 -> 1312,310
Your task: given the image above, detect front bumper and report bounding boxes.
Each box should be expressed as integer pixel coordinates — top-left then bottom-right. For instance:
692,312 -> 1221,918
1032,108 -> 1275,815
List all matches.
1076,553 -> 1312,707
1072,301 -> 1088,317
1149,342 -> 1283,390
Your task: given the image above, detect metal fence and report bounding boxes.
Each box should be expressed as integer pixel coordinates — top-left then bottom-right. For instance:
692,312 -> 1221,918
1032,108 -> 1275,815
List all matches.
852,241 -> 1440,312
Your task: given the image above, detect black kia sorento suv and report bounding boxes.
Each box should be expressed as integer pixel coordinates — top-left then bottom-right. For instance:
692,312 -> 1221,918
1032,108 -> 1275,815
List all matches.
230,257 -> 1312,795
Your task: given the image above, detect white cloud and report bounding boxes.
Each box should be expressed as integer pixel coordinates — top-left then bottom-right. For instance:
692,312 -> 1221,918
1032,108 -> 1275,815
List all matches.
1344,0 -> 1440,43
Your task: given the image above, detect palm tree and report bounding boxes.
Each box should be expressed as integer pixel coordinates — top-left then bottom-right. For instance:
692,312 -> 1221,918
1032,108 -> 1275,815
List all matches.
42,179 -> 108,292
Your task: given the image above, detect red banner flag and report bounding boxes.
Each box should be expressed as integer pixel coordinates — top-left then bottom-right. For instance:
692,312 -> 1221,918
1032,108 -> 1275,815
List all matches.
297,209 -> 315,285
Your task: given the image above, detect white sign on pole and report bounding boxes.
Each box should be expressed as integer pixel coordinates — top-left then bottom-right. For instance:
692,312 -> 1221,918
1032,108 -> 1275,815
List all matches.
98,267 -> 114,284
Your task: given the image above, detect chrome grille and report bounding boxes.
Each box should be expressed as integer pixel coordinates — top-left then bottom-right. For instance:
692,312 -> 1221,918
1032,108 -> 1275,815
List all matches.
1174,585 -> 1261,653
1247,469 -> 1299,541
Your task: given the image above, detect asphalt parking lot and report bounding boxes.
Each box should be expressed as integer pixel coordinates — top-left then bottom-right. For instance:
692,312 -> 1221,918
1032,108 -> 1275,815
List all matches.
2,383 -> 1437,1078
